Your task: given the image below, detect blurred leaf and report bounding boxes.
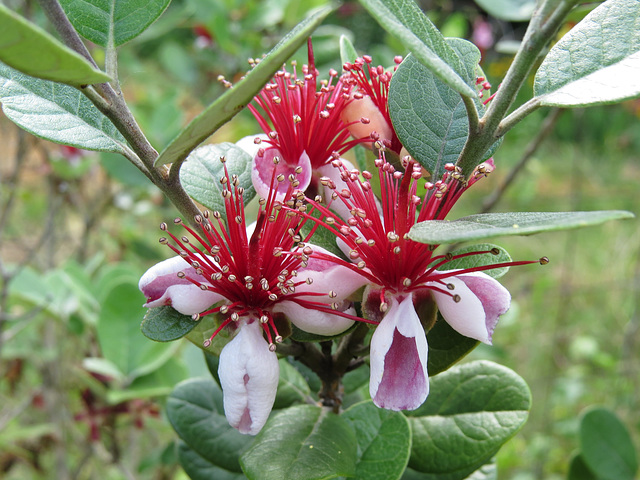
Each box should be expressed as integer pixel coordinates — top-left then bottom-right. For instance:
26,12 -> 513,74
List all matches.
0,5 -> 110,86
167,378 -> 253,472
389,39 -> 486,178
340,34 -> 358,64
60,0 -> 171,47
534,0 -> 640,107
426,316 -> 479,376
82,357 -> 126,382
180,143 -> 255,212
141,306 -> 198,342
156,6 -> 333,166
240,404 -> 357,480
358,0 -> 475,98
568,454 -> 599,480
273,359 -> 311,409
441,244 -> 512,279
177,442 -> 247,480
342,400 -> 411,480
409,211 -> 635,244
98,282 -> 178,381
474,0 -> 536,21
405,361 -> 530,476
0,63 -> 128,153
100,151 -> 149,187
580,407 -> 638,480
106,356 -> 189,403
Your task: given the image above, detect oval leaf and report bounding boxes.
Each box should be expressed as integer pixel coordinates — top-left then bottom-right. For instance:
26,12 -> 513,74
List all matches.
180,143 -> 255,213
389,40 -> 488,178
406,361 -> 531,475
273,359 -> 311,409
580,407 -> 638,480
441,243 -> 512,279
534,0 -> 640,107
177,442 -> 246,480
426,316 -> 479,376
342,400 -> 411,480
568,454 -> 599,480
167,378 -> 253,472
409,210 -> 635,244
156,6 -> 333,166
240,404 -> 357,480
358,0 -> 475,98
0,6 -> 110,86
0,63 -> 127,153
60,0 -> 171,47
141,305 -> 198,342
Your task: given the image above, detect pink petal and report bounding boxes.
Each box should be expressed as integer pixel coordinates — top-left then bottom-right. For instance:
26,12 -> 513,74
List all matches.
370,294 -> 429,411
340,95 -> 393,146
218,318 -> 279,435
251,147 -> 312,200
316,159 -> 358,221
430,272 -> 510,344
139,256 -> 223,315
236,134 -> 268,159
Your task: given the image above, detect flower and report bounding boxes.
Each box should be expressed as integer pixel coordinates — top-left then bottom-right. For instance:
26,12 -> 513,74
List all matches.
297,154 -> 547,411
139,160 -> 363,434
246,39 -> 370,200
341,55 -> 404,155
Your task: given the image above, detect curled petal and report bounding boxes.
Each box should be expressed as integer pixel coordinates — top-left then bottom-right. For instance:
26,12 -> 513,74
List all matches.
236,134 -> 268,159
139,256 -> 223,315
430,272 -> 510,344
299,245 -> 369,301
251,147 -> 312,200
218,318 -> 279,435
316,159 -> 357,221
369,294 -> 429,411
274,300 -> 355,336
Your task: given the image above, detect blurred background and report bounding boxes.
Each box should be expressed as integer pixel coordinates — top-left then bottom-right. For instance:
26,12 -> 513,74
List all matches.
1,0 -> 638,478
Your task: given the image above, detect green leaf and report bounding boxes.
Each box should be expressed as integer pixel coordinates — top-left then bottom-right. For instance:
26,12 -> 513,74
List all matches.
273,359 -> 311,409
342,401 -> 411,480
406,361 -> 531,476
534,0 -> 640,107
389,40 -> 486,178
180,143 -> 255,213
408,211 -> 635,244
156,6 -> 333,166
240,404 -> 357,480
339,34 -> 358,64
580,407 -> 638,480
426,316 -> 479,376
0,63 -> 128,153
358,0 -> 475,98
141,306 -> 198,342
167,378 -> 253,472
60,0 -> 171,47
568,454 -> 599,480
474,0 -> 536,21
0,6 -> 110,86
97,282 -> 178,381
177,442 -> 247,480
441,244 -> 512,280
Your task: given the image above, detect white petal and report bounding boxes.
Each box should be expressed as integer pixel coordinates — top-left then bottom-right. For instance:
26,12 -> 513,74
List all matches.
218,319 -> 279,435
139,256 -> 223,315
274,300 -> 355,336
316,159 -> 357,221
430,272 -> 510,344
369,294 -> 429,411
236,134 -> 268,159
